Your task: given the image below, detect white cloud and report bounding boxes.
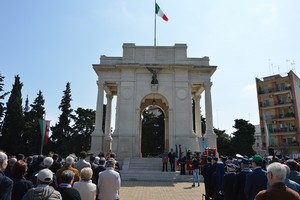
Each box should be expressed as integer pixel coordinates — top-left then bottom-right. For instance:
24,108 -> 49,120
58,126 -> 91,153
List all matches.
249,4 -> 278,24
243,83 -> 257,94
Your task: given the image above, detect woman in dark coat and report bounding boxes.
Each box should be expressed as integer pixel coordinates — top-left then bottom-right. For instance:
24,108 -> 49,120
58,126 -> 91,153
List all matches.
11,160 -> 34,200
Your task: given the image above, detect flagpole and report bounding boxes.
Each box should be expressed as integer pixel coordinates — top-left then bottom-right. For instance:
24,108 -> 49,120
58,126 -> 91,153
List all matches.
40,112 -> 46,155
154,0 -> 157,46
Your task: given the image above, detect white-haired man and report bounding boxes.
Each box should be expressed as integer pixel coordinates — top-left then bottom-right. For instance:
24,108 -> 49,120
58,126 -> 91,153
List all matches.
97,158 -> 121,200
0,151 -> 13,200
255,162 -> 300,200
56,156 -> 80,185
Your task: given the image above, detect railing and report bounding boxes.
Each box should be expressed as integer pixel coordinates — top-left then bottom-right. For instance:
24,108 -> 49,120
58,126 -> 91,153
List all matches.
269,127 -> 297,134
269,142 -> 299,148
258,86 -> 291,94
259,100 -> 293,108
260,113 -> 296,120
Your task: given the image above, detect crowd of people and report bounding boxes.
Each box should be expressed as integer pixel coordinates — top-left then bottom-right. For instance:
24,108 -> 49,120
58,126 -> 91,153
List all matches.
200,154 -> 300,200
0,150 -> 121,200
162,148 -> 300,200
2,148 -> 300,200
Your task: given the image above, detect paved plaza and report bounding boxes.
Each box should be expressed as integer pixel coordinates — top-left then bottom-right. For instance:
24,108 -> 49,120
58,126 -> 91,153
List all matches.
120,181 -> 205,200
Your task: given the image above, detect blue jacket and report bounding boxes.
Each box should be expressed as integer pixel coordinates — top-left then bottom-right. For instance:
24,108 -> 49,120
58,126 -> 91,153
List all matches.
234,168 -> 252,200
285,178 -> 300,194
0,171 -> 13,200
244,167 -> 267,200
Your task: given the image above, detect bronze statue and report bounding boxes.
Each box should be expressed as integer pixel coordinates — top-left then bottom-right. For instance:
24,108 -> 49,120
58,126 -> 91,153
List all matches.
146,67 -> 159,84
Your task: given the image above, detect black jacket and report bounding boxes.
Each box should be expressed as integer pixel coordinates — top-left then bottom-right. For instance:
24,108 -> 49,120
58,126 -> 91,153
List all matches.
0,170 -> 13,200
12,177 -> 34,200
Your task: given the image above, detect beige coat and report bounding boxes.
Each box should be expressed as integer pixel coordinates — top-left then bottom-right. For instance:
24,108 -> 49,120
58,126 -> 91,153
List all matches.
97,167 -> 121,200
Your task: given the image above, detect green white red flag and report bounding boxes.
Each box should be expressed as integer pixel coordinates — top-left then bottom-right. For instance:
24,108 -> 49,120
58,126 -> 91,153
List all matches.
155,3 -> 168,21
39,119 -> 51,145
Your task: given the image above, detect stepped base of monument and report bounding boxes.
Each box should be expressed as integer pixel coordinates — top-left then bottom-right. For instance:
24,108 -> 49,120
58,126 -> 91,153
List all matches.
118,157 -> 204,182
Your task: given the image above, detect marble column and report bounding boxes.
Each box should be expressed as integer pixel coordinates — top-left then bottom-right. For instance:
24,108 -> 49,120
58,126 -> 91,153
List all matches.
91,80 -> 105,155
204,82 -> 217,149
194,95 -> 202,137
104,94 -> 113,152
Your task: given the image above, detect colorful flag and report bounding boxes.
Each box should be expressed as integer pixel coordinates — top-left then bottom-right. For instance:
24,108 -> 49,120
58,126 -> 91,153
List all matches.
199,137 -> 208,153
44,120 -> 50,145
155,3 -> 168,21
39,119 -> 50,145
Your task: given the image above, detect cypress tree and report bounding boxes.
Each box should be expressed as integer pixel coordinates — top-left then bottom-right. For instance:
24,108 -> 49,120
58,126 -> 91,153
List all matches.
49,82 -> 73,156
1,75 -> 24,155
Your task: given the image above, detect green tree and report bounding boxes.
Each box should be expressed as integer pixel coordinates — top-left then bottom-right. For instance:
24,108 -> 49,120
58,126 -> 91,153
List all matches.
1,75 -> 24,155
49,82 -> 73,156
230,119 -> 256,156
214,128 -> 232,156
0,73 -> 9,132
23,91 -> 45,155
71,107 -> 95,155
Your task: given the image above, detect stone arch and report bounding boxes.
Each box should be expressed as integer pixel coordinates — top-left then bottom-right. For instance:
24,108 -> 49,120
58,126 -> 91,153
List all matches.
139,93 -> 169,157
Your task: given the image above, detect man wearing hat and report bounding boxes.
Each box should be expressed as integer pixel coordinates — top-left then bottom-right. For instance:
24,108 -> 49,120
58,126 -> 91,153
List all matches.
244,155 -> 268,200
22,168 -> 62,200
222,163 -> 237,200
234,157 -> 252,200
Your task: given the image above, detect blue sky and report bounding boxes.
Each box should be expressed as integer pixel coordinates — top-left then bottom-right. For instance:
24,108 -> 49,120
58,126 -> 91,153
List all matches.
1,1 -> 299,134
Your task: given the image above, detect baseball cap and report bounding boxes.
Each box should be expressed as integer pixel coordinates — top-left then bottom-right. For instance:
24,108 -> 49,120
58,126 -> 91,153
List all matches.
37,169 -> 53,183
250,155 -> 263,164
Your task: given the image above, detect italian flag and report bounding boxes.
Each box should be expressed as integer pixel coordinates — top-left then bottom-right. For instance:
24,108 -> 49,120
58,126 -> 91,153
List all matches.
155,3 -> 168,21
39,119 -> 51,145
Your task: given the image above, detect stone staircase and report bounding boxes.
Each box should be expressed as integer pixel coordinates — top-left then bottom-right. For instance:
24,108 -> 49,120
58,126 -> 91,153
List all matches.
119,157 -> 202,182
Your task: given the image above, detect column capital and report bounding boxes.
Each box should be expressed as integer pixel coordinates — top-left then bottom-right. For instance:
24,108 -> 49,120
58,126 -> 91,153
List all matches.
97,80 -> 104,87
193,95 -> 201,102
106,93 -> 113,100
204,81 -> 212,88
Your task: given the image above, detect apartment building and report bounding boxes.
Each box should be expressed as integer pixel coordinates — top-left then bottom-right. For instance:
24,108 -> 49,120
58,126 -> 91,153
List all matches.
256,70 -> 300,155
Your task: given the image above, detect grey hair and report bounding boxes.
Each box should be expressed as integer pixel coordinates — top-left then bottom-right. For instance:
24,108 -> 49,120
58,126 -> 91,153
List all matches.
105,158 -> 116,168
61,170 -> 75,184
65,156 -> 74,166
267,162 -> 286,181
43,157 -> 54,168
80,167 -> 93,180
0,151 -> 8,163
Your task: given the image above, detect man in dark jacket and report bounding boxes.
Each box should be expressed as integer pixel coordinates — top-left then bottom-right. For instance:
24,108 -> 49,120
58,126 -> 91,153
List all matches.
286,159 -> 300,185
0,151 -> 13,200
57,170 -> 81,200
234,157 -> 252,200
244,155 -> 268,200
168,149 -> 176,172
207,157 -> 217,200
202,156 -> 212,200
222,163 -> 237,200
92,157 -> 106,184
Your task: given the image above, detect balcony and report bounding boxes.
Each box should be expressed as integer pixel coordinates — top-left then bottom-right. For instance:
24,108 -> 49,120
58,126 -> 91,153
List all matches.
269,142 -> 299,149
258,86 -> 291,95
260,113 -> 295,121
270,127 -> 297,134
259,100 -> 293,108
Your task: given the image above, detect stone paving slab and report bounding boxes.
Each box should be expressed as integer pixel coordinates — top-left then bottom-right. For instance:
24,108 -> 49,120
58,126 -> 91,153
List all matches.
120,181 -> 205,200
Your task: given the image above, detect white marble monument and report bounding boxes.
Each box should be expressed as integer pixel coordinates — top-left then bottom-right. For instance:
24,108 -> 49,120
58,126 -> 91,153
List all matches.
91,43 -> 217,158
